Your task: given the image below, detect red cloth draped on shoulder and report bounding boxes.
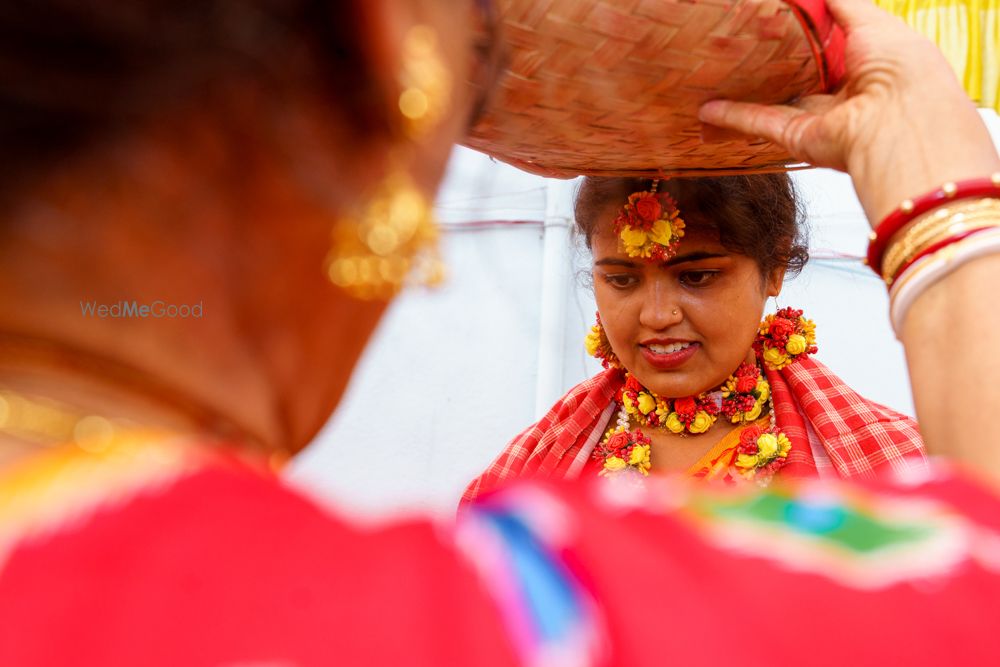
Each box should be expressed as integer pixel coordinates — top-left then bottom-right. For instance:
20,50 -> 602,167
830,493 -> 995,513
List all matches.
462,357 -> 925,504
0,436 -> 519,667
462,368 -> 624,504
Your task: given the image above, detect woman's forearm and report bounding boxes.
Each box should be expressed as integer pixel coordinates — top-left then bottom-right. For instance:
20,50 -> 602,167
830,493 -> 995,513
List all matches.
901,257 -> 1000,483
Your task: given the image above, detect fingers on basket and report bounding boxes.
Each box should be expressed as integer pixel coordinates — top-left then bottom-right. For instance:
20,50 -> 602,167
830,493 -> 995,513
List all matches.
698,101 -> 807,148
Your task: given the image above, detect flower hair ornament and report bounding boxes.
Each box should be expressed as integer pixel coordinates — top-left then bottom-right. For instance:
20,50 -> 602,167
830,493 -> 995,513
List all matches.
613,180 -> 685,261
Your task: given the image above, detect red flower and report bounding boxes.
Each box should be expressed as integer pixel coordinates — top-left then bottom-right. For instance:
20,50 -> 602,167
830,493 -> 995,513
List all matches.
625,376 -> 643,393
649,244 -> 669,262
736,377 -> 756,394
613,211 -> 629,234
764,458 -> 787,474
769,319 -> 794,338
634,193 -> 662,223
674,396 -> 697,416
606,432 -> 630,452
739,426 -> 763,453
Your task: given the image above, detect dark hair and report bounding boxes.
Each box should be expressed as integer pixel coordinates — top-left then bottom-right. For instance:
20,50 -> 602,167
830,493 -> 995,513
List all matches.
574,174 -> 809,277
0,1 -> 383,202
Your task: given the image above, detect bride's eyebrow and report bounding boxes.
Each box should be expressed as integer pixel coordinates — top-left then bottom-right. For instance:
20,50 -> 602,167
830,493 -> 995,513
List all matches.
595,258 -> 639,268
664,251 -> 728,267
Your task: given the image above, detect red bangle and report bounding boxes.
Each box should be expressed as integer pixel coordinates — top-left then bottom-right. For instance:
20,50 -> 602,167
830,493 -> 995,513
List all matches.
866,173 -> 1000,277
889,227 -> 993,284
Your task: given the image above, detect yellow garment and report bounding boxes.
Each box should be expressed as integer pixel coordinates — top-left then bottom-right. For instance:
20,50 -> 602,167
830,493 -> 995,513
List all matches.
877,0 -> 999,112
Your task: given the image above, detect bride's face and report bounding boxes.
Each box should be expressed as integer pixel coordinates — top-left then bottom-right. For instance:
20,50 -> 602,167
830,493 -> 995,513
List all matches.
591,217 -> 784,397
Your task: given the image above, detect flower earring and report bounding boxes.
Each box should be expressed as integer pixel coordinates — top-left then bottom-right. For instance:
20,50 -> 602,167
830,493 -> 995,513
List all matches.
755,308 -> 818,371
584,313 -> 620,369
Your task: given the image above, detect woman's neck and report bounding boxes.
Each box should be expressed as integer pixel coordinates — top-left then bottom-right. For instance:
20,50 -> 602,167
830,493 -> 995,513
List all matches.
640,418 -> 742,474
0,343 -> 222,469
0,82 -> 396,458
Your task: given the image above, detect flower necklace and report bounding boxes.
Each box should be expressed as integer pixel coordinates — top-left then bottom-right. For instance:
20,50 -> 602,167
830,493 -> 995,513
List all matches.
618,361 -> 768,434
586,308 -> 817,486
594,363 -> 789,485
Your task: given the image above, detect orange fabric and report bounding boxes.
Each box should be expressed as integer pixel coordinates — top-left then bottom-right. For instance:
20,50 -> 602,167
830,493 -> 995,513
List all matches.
687,416 -> 773,481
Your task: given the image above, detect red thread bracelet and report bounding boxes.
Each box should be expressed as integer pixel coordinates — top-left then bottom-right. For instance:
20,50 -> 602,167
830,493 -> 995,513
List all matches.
866,173 -> 1000,277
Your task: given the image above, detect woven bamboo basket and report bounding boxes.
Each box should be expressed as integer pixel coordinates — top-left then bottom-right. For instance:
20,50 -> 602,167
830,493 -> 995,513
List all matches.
463,0 -> 844,178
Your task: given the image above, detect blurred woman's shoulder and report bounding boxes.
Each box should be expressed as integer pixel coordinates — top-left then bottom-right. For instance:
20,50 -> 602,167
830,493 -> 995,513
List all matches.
0,431 -> 519,667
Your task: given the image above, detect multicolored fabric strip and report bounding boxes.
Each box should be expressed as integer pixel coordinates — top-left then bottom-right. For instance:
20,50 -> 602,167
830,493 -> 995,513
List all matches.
598,473 -> 1000,590
456,486 -> 607,667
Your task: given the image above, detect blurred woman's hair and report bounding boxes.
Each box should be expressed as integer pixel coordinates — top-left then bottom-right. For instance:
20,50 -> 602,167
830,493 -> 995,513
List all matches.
0,1 -> 387,202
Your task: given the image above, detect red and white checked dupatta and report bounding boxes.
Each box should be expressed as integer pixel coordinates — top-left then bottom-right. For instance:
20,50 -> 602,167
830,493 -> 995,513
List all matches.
462,357 -> 926,503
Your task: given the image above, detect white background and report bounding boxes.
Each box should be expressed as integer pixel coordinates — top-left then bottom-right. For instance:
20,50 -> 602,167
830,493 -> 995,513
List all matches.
288,110 -> 1000,518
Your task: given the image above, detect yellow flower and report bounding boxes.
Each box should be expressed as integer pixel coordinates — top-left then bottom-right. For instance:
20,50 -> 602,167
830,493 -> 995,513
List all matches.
649,218 -> 675,246
757,433 -> 779,459
655,401 -> 671,423
604,456 -> 626,473
622,393 -> 634,412
743,400 -> 762,421
628,444 -> 652,474
801,317 -> 817,338
584,327 -> 602,357
756,378 -> 770,403
721,377 -> 737,398
637,392 -> 656,415
665,413 -> 685,434
763,346 -> 790,370
785,334 -> 807,356
777,432 -> 792,457
689,411 -> 715,434
619,226 -> 648,251
736,453 -> 759,470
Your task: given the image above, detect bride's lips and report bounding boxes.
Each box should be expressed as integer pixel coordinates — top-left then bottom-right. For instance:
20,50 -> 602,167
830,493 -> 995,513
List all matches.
639,340 -> 699,370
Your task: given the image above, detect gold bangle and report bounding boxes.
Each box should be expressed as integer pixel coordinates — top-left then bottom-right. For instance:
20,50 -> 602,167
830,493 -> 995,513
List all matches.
883,198 -> 1000,275
884,215 -> 1000,283
882,198 -> 1000,284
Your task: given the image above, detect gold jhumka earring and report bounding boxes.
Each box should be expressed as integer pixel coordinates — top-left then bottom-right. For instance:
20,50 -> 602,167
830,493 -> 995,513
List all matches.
325,171 -> 444,300
324,25 -> 452,300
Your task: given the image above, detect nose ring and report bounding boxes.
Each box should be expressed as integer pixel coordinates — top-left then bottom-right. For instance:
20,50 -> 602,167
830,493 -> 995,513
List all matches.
672,309 -> 678,315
